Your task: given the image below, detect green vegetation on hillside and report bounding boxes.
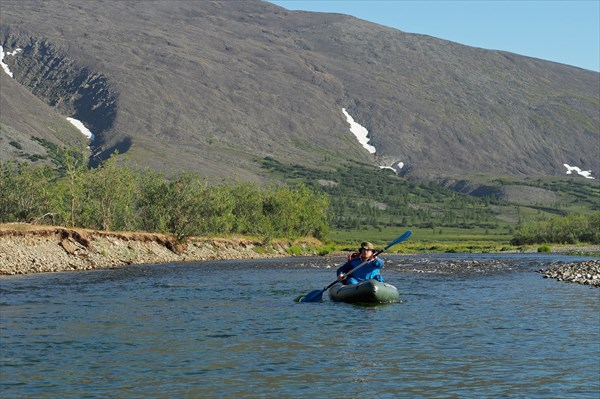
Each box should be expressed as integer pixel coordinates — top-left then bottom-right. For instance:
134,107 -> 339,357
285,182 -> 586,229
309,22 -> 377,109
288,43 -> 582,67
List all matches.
492,176 -> 599,212
261,157 -> 502,229
0,151 -> 329,242
511,213 -> 600,245
1,148 -> 598,248
260,157 -> 599,246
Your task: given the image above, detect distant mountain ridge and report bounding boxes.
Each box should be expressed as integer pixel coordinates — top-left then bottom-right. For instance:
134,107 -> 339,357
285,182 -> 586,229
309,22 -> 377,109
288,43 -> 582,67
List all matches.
1,0 -> 598,184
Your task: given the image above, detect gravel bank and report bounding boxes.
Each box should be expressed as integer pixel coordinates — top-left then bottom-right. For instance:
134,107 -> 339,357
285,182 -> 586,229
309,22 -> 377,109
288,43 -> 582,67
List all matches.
0,224 -> 314,275
538,260 -> 600,287
2,224 -> 598,287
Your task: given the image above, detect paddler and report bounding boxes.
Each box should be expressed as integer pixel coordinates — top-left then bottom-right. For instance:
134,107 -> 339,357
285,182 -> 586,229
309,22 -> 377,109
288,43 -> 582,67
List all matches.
336,241 -> 385,285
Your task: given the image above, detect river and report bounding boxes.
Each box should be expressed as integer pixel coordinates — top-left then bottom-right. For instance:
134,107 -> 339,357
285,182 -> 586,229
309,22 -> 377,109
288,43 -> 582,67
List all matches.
1,254 -> 599,398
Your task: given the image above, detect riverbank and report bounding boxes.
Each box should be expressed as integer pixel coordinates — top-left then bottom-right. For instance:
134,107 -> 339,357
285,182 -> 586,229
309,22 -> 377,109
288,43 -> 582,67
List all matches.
0,223 -> 319,275
2,223 -> 599,288
538,260 -> 600,287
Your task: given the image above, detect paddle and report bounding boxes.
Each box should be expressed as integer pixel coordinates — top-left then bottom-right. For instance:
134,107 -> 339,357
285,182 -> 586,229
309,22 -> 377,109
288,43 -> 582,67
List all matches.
298,230 -> 412,303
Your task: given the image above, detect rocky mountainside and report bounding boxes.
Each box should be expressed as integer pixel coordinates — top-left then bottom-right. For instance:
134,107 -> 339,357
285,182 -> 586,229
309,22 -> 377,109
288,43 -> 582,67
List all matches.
1,0 -> 598,183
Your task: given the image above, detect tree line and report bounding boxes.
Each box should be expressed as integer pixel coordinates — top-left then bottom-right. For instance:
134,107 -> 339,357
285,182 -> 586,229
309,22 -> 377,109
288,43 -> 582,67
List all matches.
510,213 -> 600,245
0,150 -> 330,242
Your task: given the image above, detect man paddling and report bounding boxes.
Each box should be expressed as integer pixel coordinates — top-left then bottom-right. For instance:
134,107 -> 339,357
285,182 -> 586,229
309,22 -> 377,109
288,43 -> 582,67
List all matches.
336,241 -> 385,285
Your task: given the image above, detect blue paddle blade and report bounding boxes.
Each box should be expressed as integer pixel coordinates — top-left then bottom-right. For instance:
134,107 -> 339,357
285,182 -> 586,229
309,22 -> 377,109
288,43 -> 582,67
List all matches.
299,289 -> 325,302
385,230 -> 412,250
298,231 -> 412,303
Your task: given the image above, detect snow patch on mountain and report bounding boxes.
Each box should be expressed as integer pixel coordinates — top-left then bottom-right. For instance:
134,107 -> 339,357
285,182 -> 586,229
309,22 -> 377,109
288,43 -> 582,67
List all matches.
0,45 -> 22,78
380,161 -> 405,174
342,108 -> 407,174
1,45 -> 94,143
67,117 -> 95,141
564,164 -> 595,179
342,108 -> 376,154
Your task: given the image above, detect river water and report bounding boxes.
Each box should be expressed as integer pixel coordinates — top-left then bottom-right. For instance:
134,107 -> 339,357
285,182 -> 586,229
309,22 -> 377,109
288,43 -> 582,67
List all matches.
1,254 -> 599,399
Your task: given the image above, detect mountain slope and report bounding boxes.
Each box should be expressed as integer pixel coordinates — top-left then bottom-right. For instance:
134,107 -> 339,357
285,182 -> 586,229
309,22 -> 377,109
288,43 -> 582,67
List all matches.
0,69 -> 86,164
1,0 -> 598,182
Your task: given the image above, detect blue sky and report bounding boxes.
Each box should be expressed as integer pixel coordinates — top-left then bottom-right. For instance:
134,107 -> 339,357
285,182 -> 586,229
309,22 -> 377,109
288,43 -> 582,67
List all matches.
268,1 -> 600,72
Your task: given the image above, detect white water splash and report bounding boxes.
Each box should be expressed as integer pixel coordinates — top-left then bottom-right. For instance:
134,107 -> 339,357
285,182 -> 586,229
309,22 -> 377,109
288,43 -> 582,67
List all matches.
564,163 -> 595,179
342,108 -> 376,154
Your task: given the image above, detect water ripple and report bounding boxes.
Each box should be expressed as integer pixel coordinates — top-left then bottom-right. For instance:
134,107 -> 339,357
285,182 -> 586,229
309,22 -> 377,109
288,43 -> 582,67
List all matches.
1,254 -> 598,399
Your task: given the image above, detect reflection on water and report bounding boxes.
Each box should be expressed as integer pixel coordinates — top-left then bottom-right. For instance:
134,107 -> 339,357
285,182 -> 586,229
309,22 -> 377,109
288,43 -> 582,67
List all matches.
1,254 -> 599,399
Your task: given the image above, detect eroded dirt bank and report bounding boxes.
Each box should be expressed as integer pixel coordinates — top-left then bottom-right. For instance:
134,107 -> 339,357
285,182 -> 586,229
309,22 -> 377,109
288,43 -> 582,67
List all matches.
2,224 -> 598,288
0,224 -> 315,275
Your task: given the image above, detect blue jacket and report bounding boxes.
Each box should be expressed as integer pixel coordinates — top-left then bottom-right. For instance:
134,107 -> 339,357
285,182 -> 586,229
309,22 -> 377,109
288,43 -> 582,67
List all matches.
336,257 -> 384,284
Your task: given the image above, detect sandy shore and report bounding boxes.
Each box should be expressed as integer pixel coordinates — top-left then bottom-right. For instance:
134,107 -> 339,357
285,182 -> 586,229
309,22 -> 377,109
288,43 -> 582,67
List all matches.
0,223 -> 317,275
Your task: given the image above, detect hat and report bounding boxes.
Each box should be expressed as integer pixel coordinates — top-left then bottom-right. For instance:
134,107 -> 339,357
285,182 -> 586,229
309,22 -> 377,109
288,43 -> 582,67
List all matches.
360,242 -> 375,251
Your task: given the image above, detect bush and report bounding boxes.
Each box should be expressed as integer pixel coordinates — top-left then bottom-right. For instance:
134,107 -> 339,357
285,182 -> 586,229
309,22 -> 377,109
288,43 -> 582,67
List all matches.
537,245 -> 551,253
317,243 -> 337,256
511,212 -> 600,245
286,245 -> 304,256
9,141 -> 22,150
0,152 -> 331,241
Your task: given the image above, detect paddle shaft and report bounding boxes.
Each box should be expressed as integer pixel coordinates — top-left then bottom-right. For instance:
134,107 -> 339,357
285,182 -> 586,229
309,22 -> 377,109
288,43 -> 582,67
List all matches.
331,230 -> 412,288
326,249 -> 385,290
299,230 -> 412,302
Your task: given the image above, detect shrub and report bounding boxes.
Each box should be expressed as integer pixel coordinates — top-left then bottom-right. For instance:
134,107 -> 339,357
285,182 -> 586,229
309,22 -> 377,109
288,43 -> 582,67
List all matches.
317,243 -> 337,256
512,212 -> 600,245
286,245 -> 304,256
537,245 -> 551,253
0,151 -> 331,242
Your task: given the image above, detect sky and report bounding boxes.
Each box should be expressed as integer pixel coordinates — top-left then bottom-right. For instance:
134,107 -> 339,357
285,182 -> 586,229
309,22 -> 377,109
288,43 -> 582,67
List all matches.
268,0 -> 600,72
